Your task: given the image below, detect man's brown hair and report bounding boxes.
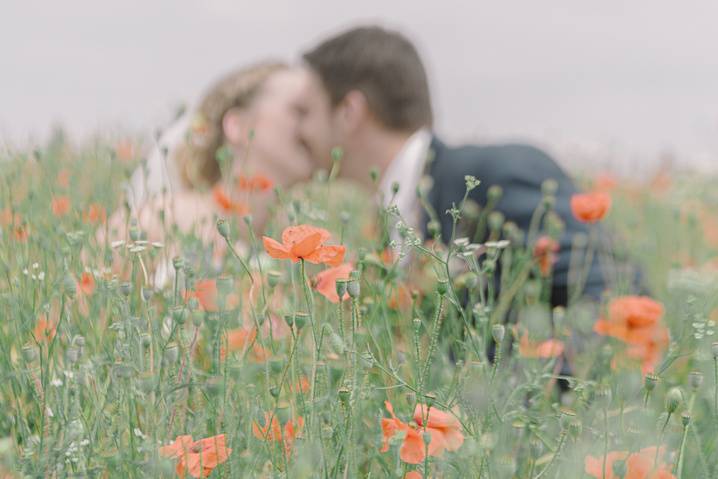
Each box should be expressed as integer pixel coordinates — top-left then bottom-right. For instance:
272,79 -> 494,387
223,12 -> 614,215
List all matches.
303,26 -> 433,131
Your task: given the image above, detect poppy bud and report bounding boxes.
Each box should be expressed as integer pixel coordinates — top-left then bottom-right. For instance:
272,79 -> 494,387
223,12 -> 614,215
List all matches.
21,344 -> 38,363
269,386 -> 280,399
140,333 -> 152,348
63,274 -> 77,298
665,387 -> 683,414
171,306 -> 188,325
120,282 -> 132,297
283,314 -> 294,328
269,359 -> 284,375
215,218 -> 230,239
267,270 -> 281,288
427,220 -> 441,238
294,312 -> 308,330
338,387 -> 350,405
689,371 -> 704,391
172,256 -> 184,271
491,324 -> 505,344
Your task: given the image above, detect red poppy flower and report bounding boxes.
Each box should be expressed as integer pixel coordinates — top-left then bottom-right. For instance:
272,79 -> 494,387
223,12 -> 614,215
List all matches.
585,446 -> 675,479
34,314 -> 57,342
381,401 -> 464,464
570,192 -> 611,223
212,186 -> 249,215
237,174 -> 273,192
184,279 -> 240,312
83,203 -> 106,224
78,272 -> 95,296
252,412 -> 304,456
518,332 -> 565,359
533,235 -> 559,277
160,434 -> 232,478
51,196 -> 71,217
313,263 -> 353,303
263,225 -> 345,267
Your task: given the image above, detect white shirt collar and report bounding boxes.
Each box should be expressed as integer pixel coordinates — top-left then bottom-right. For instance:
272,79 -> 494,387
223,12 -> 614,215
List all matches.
379,128 -> 432,229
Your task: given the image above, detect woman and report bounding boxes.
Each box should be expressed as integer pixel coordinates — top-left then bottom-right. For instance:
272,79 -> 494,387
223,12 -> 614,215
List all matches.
105,62 -> 313,282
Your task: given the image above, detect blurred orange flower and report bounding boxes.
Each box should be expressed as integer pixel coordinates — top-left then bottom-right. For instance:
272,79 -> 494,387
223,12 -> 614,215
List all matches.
518,332 -> 564,359
313,263 -> 353,303
83,203 -> 106,224
237,174 -> 273,192
585,445 -> 675,479
221,327 -> 269,361
570,192 -> 611,223
213,186 -> 249,215
78,272 -> 95,296
34,314 -> 57,342
51,196 -> 71,217
263,225 -> 345,267
404,472 -> 422,479
159,434 -> 232,479
381,401 -> 464,464
595,296 -> 668,374
533,235 -> 559,277
184,279 -> 240,313
252,412 -> 304,456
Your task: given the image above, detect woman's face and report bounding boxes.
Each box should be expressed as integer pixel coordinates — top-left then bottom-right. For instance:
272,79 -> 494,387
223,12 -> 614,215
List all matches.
241,68 -> 314,185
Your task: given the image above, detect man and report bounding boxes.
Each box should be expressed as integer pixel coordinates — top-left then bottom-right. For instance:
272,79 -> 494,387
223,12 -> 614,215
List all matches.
296,25 -> 606,306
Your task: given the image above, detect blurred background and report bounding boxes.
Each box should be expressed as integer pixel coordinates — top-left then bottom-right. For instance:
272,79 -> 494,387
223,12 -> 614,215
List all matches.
2,0 -> 717,173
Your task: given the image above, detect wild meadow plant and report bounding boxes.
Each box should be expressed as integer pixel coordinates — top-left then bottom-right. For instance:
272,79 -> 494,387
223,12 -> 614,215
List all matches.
1,136 -> 718,478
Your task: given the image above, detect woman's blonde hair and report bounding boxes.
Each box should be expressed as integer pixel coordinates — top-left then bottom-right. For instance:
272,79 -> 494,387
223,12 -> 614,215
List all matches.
174,61 -> 287,189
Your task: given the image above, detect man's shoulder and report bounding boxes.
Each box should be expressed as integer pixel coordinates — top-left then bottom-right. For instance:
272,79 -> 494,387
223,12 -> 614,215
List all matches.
432,138 -> 555,170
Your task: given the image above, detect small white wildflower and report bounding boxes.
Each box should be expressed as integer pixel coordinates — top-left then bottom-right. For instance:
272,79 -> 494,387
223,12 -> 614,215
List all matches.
111,240 -> 126,248
129,245 -> 146,253
80,439 -> 90,446
50,378 -> 63,387
38,272 -> 45,281
133,428 -> 146,439
23,268 -> 29,275
46,407 -> 54,418
32,262 -> 39,269
31,274 -> 37,280
63,370 -> 74,379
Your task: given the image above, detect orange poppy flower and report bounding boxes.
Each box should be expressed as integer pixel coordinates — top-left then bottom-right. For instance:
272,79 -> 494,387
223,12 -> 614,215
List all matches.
381,401 -> 464,464
289,376 -> 310,394
263,225 -> 345,267
78,272 -> 95,296
518,332 -> 564,359
404,472 -> 422,479
13,224 -> 29,242
388,283 -> 413,311
34,314 -> 57,342
184,279 -> 240,313
252,412 -> 304,456
212,186 -> 249,215
622,325 -> 670,375
313,263 -> 353,303
83,203 -> 106,224
585,446 -> 674,479
237,174 -> 273,192
594,296 -> 664,345
51,196 -> 71,217
159,434 -> 232,479
533,235 -> 559,277
570,191 -> 611,223
220,327 -> 269,361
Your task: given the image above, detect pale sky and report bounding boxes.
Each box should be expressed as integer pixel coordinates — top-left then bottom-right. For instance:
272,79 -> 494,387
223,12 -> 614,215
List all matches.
2,0 -> 717,172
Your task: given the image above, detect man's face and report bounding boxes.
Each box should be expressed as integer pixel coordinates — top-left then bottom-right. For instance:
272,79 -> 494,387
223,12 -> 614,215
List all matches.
295,69 -> 339,171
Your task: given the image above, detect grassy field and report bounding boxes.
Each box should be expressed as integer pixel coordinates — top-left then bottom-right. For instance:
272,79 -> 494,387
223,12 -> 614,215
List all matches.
1,133 -> 717,478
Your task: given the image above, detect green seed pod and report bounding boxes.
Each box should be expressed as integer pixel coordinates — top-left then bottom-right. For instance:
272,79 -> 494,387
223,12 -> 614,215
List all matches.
269,359 -> 284,375
171,306 -> 188,325
216,218 -> 230,239
294,312 -> 308,330
347,280 -> 360,299
645,373 -> 659,392
464,272 -> 479,289
681,411 -> 691,427
491,324 -> 505,344
665,387 -> 683,414
269,386 -> 280,399
267,270 -> 281,288
140,333 -> 152,348
689,371 -> 704,391
283,314 -> 294,328
172,256 -> 185,271
335,279 -> 349,300
436,279 -> 448,296
21,344 -> 38,363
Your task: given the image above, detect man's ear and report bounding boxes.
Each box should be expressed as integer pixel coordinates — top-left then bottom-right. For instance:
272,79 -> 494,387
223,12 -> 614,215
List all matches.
338,90 -> 370,133
222,108 -> 252,146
